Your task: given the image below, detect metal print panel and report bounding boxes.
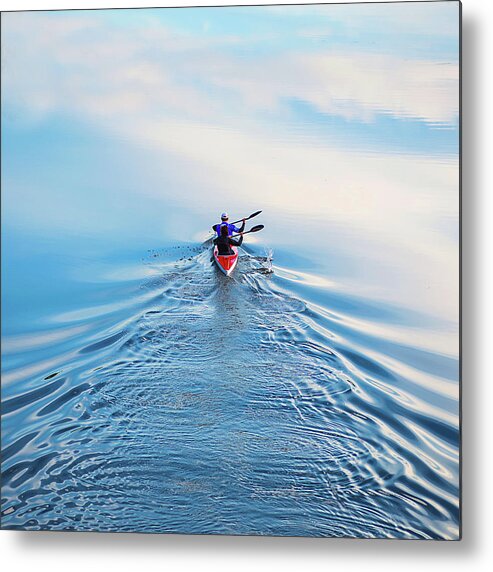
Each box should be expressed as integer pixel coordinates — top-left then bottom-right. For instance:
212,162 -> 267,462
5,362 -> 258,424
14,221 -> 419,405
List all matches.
1,1 -> 461,539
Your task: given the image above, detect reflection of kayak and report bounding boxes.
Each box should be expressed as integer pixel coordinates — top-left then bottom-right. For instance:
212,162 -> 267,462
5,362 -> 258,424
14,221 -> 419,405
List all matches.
213,245 -> 239,276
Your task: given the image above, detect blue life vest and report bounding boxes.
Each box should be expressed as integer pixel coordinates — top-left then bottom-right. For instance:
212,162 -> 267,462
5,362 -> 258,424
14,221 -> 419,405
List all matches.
215,222 -> 239,237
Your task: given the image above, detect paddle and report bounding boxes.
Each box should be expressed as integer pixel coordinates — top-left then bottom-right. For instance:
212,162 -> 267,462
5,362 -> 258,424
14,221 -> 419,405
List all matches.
230,224 -> 264,238
230,210 -> 262,226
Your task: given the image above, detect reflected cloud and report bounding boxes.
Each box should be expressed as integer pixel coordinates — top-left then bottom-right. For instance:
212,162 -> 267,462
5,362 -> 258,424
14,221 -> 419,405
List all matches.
1,5 -> 459,322
2,9 -> 458,125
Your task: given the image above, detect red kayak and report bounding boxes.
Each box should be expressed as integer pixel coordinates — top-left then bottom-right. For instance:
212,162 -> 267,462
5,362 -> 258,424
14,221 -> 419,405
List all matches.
213,245 -> 239,276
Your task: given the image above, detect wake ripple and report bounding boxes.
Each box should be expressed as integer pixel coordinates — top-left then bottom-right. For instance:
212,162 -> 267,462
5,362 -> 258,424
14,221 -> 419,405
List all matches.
1,245 -> 459,538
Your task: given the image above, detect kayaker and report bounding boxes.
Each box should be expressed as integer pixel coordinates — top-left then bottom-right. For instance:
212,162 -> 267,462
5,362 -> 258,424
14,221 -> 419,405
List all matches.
212,213 -> 245,237
213,223 -> 243,255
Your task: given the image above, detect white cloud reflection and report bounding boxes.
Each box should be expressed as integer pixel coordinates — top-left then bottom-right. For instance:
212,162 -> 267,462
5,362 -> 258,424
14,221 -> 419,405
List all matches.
2,11 -> 459,124
1,7 -> 459,323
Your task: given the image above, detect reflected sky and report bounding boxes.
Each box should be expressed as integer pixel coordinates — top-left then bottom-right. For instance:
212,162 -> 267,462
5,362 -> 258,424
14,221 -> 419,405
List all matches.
2,2 -> 459,334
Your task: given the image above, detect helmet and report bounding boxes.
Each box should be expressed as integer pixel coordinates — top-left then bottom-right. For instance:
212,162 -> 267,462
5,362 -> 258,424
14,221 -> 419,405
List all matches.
221,212 -> 229,220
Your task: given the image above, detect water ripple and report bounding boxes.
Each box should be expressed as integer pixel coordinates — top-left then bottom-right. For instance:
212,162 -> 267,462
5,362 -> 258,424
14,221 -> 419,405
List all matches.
1,245 -> 459,538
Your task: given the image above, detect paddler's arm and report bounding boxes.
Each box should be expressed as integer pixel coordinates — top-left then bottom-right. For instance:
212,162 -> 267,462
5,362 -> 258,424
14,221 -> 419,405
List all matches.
229,234 -> 243,247
231,219 -> 246,234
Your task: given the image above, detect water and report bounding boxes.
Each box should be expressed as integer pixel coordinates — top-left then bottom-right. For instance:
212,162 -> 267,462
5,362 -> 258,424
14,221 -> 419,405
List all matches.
1,221 -> 459,538
1,4 -> 459,539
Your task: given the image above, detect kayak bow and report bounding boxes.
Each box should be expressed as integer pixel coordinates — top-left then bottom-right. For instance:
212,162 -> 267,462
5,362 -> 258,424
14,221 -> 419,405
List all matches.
213,246 -> 238,276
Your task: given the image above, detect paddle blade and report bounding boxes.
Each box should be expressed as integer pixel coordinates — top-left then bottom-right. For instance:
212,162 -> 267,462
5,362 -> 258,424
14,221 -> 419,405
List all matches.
247,210 -> 262,220
249,224 -> 264,233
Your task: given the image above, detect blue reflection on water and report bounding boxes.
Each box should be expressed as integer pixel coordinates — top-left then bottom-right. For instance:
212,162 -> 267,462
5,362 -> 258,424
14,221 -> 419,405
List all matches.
1,217 -> 459,538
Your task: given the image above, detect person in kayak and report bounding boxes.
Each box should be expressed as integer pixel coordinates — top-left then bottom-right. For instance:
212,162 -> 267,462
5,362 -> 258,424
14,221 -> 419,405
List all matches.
212,212 -> 245,237
213,223 -> 243,255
